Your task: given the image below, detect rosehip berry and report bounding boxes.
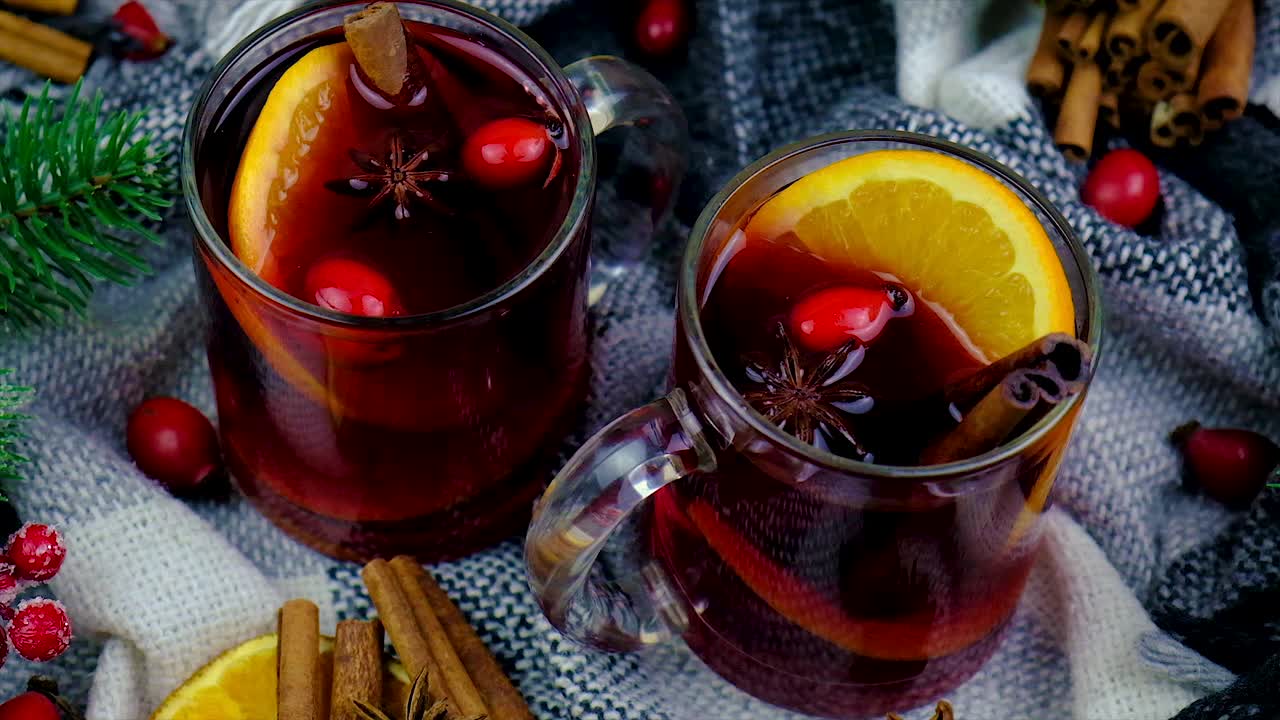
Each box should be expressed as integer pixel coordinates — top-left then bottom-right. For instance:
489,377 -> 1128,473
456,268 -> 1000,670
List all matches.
1172,422 -> 1280,508
126,397 -> 221,494
1082,149 -> 1161,228
8,599 -> 71,662
634,0 -> 691,58
461,118 -> 554,189
789,283 -> 915,353
5,524 -> 64,584
303,257 -> 404,318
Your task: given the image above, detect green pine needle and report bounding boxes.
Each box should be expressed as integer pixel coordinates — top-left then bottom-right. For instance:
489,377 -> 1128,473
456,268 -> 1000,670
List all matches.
0,374 -> 30,501
0,80 -> 174,328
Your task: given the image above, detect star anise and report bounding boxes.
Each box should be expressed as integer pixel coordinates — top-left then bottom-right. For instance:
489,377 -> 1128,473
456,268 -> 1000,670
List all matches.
352,666 -> 486,720
327,134 -> 453,220
741,323 -> 875,461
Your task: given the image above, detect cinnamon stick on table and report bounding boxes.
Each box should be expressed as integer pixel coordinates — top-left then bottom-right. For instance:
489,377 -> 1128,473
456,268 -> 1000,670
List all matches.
404,561 -> 535,720
0,10 -> 91,83
1197,0 -> 1255,129
280,599 -> 323,720
1054,63 -> 1103,162
1027,12 -> 1068,99
1146,0 -> 1231,73
330,619 -> 384,720
1074,11 -> 1109,63
362,560 -> 445,704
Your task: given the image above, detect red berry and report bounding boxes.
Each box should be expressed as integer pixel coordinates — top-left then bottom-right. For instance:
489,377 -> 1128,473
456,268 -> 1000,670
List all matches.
1173,422 -> 1280,508
1082,149 -> 1161,228
5,525 -> 64,584
303,257 -> 404,318
461,118 -> 554,189
8,599 -> 71,662
0,565 -> 20,605
634,0 -> 691,58
788,284 -> 914,353
126,397 -> 221,494
111,0 -> 173,61
0,690 -> 59,720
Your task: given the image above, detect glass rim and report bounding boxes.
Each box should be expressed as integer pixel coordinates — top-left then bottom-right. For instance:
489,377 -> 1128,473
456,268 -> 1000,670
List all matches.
180,0 -> 596,329
679,129 -> 1105,479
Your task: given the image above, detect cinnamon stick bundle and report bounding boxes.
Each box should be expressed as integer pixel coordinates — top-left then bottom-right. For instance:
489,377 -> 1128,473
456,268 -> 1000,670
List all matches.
1056,11 -> 1091,60
1197,0 -> 1254,129
362,560 -> 445,703
0,10 -> 91,83
1054,63 -> 1102,162
1074,12 -> 1109,63
1027,12 -> 1069,99
280,599 -> 323,720
1105,0 -> 1160,61
1146,0 -> 1231,73
330,620 -> 384,720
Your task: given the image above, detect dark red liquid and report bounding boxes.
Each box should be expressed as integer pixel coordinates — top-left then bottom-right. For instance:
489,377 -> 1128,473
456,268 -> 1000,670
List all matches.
655,233 -> 1067,717
194,22 -> 588,561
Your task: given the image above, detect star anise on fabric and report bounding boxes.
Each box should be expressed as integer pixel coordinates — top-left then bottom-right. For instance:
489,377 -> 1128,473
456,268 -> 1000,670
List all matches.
741,323 -> 874,460
886,700 -> 955,720
352,667 -> 486,720
327,134 -> 453,220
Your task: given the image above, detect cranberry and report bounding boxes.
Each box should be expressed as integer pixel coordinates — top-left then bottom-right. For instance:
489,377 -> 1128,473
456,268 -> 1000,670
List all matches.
788,284 -> 914,353
6,524 -> 65,583
303,257 -> 404,318
126,397 -> 221,494
461,118 -> 554,189
1082,149 -> 1161,228
0,690 -> 59,720
634,0 -> 691,58
8,599 -> 71,662
1172,422 -> 1280,508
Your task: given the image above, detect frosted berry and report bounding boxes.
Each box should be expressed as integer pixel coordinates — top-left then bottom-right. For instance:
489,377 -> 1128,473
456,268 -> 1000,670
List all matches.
126,397 -> 221,494
8,599 -> 71,662
6,524 -> 65,583
1172,422 -> 1280,508
0,689 -> 59,720
0,565 -> 20,605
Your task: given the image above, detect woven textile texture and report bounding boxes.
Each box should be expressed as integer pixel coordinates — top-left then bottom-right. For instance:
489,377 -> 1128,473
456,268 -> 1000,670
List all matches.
0,0 -> 1278,718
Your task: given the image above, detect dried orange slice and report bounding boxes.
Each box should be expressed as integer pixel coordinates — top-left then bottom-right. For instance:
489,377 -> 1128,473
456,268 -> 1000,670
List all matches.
150,633 -> 411,720
744,149 -> 1074,360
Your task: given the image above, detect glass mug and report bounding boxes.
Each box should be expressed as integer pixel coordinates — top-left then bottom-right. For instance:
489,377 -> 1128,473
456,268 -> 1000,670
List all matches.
526,132 -> 1102,718
182,0 -> 687,562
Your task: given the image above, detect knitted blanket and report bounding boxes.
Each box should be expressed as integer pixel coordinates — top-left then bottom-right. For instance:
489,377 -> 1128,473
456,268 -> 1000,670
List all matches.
0,1 -> 1277,718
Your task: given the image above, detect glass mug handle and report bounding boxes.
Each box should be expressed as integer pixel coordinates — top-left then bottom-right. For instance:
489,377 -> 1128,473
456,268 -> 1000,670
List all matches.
525,389 -> 717,649
562,55 -> 688,301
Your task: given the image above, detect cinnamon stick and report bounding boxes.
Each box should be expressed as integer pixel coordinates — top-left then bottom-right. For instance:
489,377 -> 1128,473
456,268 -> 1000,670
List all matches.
409,566 -> 535,720
389,556 -> 488,719
1150,99 -> 1178,147
1056,11 -> 1090,60
921,366 -> 1069,464
1169,93 -> 1201,136
279,599 -> 322,720
1027,12 -> 1068,99
1,0 -> 76,15
1105,0 -> 1160,61
1137,58 -> 1177,101
1074,11 -> 1109,62
0,11 -> 90,83
1054,63 -> 1102,161
1146,0 -> 1231,73
362,559 -> 445,704
330,619 -> 384,720
1196,0 -> 1254,129
938,333 -> 1092,412
343,2 -> 409,96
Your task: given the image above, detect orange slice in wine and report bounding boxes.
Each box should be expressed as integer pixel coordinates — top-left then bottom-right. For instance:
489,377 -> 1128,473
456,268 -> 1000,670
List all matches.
744,149 -> 1074,361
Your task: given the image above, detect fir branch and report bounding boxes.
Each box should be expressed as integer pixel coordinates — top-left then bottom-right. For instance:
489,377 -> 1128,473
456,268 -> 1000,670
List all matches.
0,80 -> 174,329
0,374 -> 30,501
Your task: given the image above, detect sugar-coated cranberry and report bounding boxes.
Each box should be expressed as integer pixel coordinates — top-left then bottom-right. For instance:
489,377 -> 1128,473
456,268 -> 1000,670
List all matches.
1082,149 -> 1161,228
8,599 -> 71,662
1172,422 -> 1280,508
634,0 -> 691,58
0,691 -> 59,720
461,118 -> 554,189
126,397 -> 221,494
303,257 -> 404,318
6,524 -> 65,584
788,284 -> 914,353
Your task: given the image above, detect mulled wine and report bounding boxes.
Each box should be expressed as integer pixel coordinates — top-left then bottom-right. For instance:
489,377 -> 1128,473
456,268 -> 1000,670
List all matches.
193,7 -> 588,560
